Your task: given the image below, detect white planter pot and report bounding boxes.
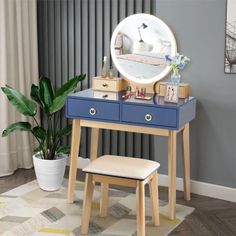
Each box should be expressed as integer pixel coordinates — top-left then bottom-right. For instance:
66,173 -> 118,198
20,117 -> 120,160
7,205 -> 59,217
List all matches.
33,153 -> 67,191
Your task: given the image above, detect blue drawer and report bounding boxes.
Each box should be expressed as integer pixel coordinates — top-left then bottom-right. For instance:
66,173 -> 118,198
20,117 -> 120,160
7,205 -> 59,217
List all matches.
122,104 -> 177,128
67,98 -> 120,121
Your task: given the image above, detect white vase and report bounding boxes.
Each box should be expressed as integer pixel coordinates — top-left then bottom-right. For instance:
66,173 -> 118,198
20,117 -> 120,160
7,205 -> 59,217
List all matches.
33,152 -> 67,191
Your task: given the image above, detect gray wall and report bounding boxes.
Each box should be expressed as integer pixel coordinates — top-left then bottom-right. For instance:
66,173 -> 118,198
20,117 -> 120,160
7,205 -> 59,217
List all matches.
155,0 -> 236,188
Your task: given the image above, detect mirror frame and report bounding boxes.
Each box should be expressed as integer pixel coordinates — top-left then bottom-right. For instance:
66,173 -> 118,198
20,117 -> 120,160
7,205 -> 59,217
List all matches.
111,13 -> 177,84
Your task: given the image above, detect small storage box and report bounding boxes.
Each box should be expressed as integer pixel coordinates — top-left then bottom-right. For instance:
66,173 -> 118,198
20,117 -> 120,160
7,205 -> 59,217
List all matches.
158,82 -> 190,98
93,91 -> 119,100
93,76 -> 128,92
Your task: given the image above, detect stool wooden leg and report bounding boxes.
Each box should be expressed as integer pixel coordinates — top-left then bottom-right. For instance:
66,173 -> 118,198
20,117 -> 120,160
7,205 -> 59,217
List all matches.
81,173 -> 94,235
100,183 -> 109,217
149,172 -> 160,226
136,181 -> 145,236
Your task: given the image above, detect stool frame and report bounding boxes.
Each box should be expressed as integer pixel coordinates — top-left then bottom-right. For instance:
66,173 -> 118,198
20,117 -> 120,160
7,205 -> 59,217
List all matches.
81,171 -> 159,236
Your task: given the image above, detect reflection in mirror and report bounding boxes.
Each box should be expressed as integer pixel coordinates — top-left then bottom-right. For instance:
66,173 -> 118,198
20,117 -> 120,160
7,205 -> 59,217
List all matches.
111,14 -> 177,84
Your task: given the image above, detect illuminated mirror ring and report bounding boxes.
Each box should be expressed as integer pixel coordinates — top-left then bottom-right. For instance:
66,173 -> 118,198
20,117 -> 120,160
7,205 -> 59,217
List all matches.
111,13 -> 177,84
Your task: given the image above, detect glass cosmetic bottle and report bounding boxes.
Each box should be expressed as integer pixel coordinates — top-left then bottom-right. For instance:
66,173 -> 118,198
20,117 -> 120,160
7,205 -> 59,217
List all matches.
101,56 -> 107,78
109,66 -> 113,79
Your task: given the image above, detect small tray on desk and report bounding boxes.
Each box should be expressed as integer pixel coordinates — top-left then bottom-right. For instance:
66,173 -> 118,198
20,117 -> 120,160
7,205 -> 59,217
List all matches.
135,95 -> 152,100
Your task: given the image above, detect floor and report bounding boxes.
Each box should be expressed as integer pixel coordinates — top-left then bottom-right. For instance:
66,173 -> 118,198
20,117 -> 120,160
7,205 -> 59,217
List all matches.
0,168 -> 235,236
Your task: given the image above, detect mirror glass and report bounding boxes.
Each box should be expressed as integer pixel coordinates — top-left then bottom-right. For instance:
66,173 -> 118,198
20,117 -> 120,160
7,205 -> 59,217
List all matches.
111,14 -> 177,84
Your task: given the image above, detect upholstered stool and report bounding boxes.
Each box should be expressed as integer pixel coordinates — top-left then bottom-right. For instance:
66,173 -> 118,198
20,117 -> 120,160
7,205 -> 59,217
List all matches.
81,155 -> 160,236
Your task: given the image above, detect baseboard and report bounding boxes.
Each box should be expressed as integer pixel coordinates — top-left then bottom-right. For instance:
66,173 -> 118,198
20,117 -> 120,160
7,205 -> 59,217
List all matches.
68,157 -> 236,203
158,174 -> 236,203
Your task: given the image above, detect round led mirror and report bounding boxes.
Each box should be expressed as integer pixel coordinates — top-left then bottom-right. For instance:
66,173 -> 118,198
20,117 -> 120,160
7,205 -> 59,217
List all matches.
111,13 -> 177,84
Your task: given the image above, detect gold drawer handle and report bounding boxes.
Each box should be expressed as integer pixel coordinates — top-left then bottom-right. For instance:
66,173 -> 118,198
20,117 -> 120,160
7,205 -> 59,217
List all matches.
145,114 -> 152,122
89,108 -> 96,116
102,83 -> 108,87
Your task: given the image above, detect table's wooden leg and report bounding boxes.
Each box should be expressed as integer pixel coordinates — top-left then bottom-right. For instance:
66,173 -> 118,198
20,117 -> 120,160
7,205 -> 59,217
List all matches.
183,123 -> 191,200
67,119 -> 81,203
168,130 -> 177,220
90,128 -> 99,161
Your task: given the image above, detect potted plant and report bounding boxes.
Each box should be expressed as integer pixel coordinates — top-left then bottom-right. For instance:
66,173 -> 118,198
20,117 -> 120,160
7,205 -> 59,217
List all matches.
165,53 -> 190,84
1,74 -> 85,191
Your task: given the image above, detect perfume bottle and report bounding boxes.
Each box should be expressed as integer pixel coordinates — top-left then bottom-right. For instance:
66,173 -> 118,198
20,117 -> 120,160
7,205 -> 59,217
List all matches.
135,87 -> 139,97
101,56 -> 107,78
140,87 -> 146,97
109,66 -> 113,79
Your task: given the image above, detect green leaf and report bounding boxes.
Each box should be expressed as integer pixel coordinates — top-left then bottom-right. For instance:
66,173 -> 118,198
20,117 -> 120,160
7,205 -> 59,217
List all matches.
55,74 -> 85,98
55,124 -> 72,138
39,76 -> 54,112
49,96 -> 67,115
49,74 -> 85,114
56,145 -> 71,154
32,126 -> 46,140
2,122 -> 32,137
1,86 -> 37,116
31,84 -> 43,107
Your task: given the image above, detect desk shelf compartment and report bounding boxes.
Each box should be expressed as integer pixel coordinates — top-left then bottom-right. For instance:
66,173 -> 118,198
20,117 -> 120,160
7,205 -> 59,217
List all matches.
66,97 -> 120,122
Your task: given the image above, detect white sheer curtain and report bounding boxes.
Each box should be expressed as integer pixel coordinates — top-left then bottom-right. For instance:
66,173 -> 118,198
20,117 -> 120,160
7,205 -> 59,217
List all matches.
0,0 -> 39,176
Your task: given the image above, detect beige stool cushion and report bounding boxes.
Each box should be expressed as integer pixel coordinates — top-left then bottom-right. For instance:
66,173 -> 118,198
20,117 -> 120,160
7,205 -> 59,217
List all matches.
83,155 -> 160,180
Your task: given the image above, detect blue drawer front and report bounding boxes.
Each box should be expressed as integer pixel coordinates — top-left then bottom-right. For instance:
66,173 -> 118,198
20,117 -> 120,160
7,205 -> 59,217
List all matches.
67,98 -> 120,121
122,104 -> 177,127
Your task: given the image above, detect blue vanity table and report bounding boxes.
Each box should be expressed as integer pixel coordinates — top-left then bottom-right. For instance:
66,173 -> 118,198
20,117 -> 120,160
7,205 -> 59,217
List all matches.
66,88 -> 196,220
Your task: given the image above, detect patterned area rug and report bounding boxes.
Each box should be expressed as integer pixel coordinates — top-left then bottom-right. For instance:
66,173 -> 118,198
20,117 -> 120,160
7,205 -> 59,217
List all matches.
0,179 -> 194,236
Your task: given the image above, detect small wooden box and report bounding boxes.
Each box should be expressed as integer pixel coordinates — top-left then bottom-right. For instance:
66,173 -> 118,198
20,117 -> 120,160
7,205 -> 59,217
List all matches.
158,82 -> 190,98
93,76 -> 128,92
